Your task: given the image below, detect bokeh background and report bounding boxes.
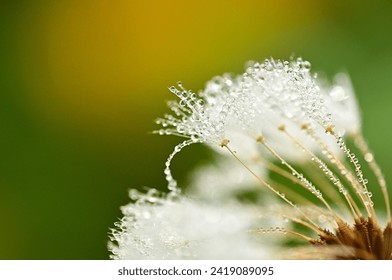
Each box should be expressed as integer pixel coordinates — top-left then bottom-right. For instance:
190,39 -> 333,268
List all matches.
1,0 -> 392,259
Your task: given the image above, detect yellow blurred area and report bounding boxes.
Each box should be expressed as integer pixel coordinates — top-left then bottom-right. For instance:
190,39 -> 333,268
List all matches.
18,0 -> 325,133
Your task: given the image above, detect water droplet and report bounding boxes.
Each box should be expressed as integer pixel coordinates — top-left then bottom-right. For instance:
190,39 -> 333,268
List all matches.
301,60 -> 311,70
169,86 -> 179,94
364,153 -> 374,162
197,100 -> 205,106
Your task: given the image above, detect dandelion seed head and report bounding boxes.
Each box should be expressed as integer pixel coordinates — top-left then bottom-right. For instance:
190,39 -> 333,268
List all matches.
111,57 -> 392,260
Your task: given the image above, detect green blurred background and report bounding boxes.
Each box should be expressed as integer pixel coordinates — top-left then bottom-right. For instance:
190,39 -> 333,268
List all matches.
1,0 -> 392,259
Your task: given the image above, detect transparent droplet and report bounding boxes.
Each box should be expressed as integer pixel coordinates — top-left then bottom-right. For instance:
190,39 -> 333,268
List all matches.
364,153 -> 374,162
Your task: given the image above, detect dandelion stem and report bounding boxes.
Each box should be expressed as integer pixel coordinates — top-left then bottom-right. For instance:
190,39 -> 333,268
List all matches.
282,128 -> 359,220
284,215 -> 323,234
255,155 -> 319,205
222,140 -> 319,228
328,128 -> 376,219
285,230 -> 315,243
256,136 -> 338,218
250,228 -> 315,243
269,179 -> 313,205
304,126 -> 371,218
257,156 -> 303,185
353,132 -> 391,223
301,163 -> 356,219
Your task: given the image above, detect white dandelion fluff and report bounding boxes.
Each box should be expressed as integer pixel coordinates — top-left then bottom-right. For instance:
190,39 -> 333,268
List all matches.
111,57 -> 392,260
109,190 -> 278,259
